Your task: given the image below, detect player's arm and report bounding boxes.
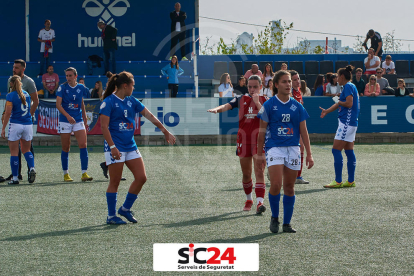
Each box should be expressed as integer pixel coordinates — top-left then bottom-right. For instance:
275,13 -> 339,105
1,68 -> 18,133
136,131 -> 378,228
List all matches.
81,99 -> 88,128
140,107 -> 176,145
29,92 -> 39,116
338,95 -> 353,109
362,37 -> 368,50
1,102 -> 12,139
207,103 -> 232,114
299,120 -> 314,169
56,96 -> 75,124
257,119 -> 267,159
100,114 -> 121,160
319,103 -> 339,118
375,42 -> 382,56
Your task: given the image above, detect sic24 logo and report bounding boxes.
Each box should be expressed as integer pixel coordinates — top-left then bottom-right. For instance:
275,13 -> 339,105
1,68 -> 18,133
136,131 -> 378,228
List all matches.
153,243 -> 259,271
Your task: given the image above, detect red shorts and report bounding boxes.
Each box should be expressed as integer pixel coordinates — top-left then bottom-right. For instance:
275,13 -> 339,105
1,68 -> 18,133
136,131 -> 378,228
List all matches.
236,143 -> 263,158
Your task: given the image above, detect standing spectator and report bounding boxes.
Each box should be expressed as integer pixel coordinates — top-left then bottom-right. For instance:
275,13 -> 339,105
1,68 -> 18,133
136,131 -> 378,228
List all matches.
42,65 -> 59,99
376,68 -> 394,95
364,48 -> 381,75
300,80 -> 311,96
363,29 -> 383,60
323,72 -> 333,93
90,81 -> 104,99
161,55 -> 184,98
382,55 -> 396,74
244,64 -> 263,80
218,73 -> 233,97
261,79 -> 273,98
280,63 -> 288,71
170,2 -> 187,60
314,74 -> 325,96
352,68 -> 365,97
395,79 -> 410,97
262,63 -> 274,87
233,76 -> 248,95
324,73 -> 341,97
37,19 -> 55,77
364,75 -> 380,97
97,21 -> 117,74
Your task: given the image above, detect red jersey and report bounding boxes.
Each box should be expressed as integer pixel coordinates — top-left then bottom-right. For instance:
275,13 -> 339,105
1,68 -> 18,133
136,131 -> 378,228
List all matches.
292,88 -> 304,105
229,94 -> 266,145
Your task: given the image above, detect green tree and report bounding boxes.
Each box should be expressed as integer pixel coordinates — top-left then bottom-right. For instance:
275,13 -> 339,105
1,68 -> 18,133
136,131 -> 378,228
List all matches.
383,30 -> 402,53
313,45 -> 325,54
353,35 -> 366,53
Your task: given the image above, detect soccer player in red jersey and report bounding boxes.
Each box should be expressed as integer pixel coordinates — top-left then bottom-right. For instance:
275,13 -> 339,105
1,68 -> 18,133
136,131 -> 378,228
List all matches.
208,75 -> 267,214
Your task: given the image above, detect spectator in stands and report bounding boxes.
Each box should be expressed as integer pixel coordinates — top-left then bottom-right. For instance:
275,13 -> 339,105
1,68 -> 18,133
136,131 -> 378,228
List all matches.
261,79 -> 273,98
352,68 -> 365,97
78,78 -> 91,99
364,48 -> 381,75
170,2 -> 188,60
314,75 -> 325,96
161,55 -> 184,98
280,63 -> 288,71
233,76 -> 248,95
395,79 -> 410,97
38,19 -> 55,77
300,80 -> 311,96
97,21 -> 118,74
363,29 -> 383,60
364,75 -> 380,97
90,81 -> 104,99
382,55 -> 396,74
325,73 -> 341,97
323,72 -> 333,93
244,64 -> 263,80
42,65 -> 59,99
262,63 -> 274,87
376,68 -> 394,95
218,73 -> 234,97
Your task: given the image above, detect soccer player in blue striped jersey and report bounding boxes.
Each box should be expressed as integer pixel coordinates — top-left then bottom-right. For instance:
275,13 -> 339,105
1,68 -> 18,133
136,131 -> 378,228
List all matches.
257,70 -> 314,233
320,65 -> 360,188
56,67 -> 92,182
1,76 -> 37,184
100,71 -> 176,225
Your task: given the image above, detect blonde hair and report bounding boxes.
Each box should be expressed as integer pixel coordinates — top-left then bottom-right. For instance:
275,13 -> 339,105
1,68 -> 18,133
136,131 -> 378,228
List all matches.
9,75 -> 26,105
300,80 -> 307,95
398,79 -> 406,88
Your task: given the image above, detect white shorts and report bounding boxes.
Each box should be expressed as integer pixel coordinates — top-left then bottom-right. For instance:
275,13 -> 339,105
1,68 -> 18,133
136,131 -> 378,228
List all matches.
105,149 -> 142,165
335,120 -> 357,142
8,123 -> 33,142
266,146 -> 301,171
58,121 -> 85,134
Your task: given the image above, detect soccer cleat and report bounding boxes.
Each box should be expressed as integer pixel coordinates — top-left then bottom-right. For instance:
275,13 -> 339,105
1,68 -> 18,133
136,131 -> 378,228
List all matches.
8,180 -> 19,185
100,162 -> 108,179
106,216 -> 127,225
81,172 -> 93,182
283,224 -> 297,233
118,207 -> 138,223
28,168 -> 36,184
6,174 -> 22,181
270,217 -> 280,233
324,180 -> 343,188
181,57 -> 188,61
64,173 -> 73,182
295,177 -> 309,184
121,177 -> 126,181
256,202 -> 266,215
342,181 -> 356,187
0,176 -> 5,183
243,200 -> 253,211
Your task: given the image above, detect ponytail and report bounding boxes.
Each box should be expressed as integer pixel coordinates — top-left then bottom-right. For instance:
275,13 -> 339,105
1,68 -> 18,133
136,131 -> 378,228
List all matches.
102,71 -> 134,100
9,75 -> 26,106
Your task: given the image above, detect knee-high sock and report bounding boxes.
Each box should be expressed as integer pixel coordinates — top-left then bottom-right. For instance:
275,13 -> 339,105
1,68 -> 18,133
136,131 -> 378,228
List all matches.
345,149 -> 356,183
268,192 -> 280,218
23,152 -> 35,169
255,183 -> 265,204
10,156 -> 19,177
297,152 -> 304,178
80,148 -> 88,171
332,148 -> 343,183
122,192 -> 138,210
18,147 -> 22,175
283,195 -> 296,225
106,192 -> 117,217
243,179 -> 253,200
61,151 -> 69,172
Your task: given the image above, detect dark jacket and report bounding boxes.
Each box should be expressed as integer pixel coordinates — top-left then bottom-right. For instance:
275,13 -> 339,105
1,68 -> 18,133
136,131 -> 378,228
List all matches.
352,77 -> 365,95
170,10 -> 187,32
102,25 -> 118,50
395,88 -> 410,97
233,85 -> 248,96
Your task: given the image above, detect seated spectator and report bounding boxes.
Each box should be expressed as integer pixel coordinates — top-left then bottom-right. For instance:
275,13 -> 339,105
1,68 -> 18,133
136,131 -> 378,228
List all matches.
364,75 -> 380,97
300,80 -> 311,96
90,81 -> 103,99
382,55 -> 396,74
352,68 -> 365,97
262,63 -> 274,87
376,68 -> 394,95
323,72 -> 333,93
324,73 -> 341,97
218,73 -> 234,97
280,63 -> 288,71
314,74 -> 325,96
364,48 -> 381,75
395,79 -> 410,97
244,64 -> 263,80
233,76 -> 248,95
78,77 -> 91,98
42,65 -> 59,98
261,79 -> 273,98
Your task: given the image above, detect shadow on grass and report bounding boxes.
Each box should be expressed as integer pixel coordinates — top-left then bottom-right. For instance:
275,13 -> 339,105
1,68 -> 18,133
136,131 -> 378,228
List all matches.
0,224 -> 122,241
295,188 -> 329,195
0,180 -> 108,188
203,233 -> 274,243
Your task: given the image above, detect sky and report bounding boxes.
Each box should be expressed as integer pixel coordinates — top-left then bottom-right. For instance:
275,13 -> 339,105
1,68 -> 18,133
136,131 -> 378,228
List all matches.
199,0 -> 414,53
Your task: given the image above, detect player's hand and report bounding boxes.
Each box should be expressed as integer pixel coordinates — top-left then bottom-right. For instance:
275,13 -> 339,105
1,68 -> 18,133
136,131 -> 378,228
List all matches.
319,107 -> 327,118
252,93 -> 260,104
207,109 -> 217,114
111,147 -> 121,160
1,129 -> 5,139
306,155 -> 314,169
163,130 -> 176,145
67,116 -> 76,124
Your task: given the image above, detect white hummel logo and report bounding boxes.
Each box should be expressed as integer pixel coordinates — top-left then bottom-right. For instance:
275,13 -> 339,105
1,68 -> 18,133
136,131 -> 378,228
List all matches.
273,106 -> 278,110
244,102 -> 247,105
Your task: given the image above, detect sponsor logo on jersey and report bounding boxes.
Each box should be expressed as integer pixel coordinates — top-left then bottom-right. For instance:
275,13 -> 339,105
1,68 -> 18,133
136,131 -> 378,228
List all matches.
127,101 -> 132,107
290,104 -> 297,112
278,127 -> 294,136
76,89 -> 81,94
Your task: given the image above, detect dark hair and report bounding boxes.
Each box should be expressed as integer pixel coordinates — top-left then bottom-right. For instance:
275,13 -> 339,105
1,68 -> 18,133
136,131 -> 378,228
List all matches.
65,67 -> 78,76
329,73 -> 338,85
337,65 -> 354,81
385,55 -> 392,60
47,65 -> 53,70
106,71 -> 113,79
289,70 -> 298,77
272,70 -> 290,95
325,72 -> 333,83
238,76 -> 246,81
170,55 -> 179,69
368,29 -> 375,36
14,59 -> 26,68
314,74 -> 324,90
300,80 -> 307,96
356,68 -> 363,73
79,77 -> 85,81
263,63 -> 274,77
103,71 -> 134,99
248,75 -> 262,86
45,19 -> 51,24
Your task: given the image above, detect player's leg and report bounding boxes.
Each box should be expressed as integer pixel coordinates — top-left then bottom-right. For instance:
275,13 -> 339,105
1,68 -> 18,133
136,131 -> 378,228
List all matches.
106,162 -> 126,224
282,166 -> 298,233
253,145 -> 266,214
295,137 -> 309,184
239,156 -> 254,211
21,126 -> 35,183
268,164 -> 284,233
8,140 -> 20,184
343,142 -> 356,187
74,127 -> 92,181
325,139 -> 347,188
60,132 -> 72,181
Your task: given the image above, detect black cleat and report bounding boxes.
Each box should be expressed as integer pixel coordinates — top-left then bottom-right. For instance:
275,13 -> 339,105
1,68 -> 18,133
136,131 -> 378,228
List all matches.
0,176 -> 5,183
270,217 -> 280,233
121,177 -> 126,181
28,169 -> 36,184
100,162 -> 108,179
283,224 -> 297,233
6,174 -> 22,181
8,180 -> 19,185
256,202 -> 266,215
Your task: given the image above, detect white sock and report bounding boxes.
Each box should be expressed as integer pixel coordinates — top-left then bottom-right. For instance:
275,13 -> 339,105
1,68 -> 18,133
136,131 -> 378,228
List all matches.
82,170 -> 87,174
63,170 -> 68,174
30,167 -> 35,171
121,206 -> 129,211
13,176 -> 18,181
246,193 -> 253,201
257,197 -> 264,205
